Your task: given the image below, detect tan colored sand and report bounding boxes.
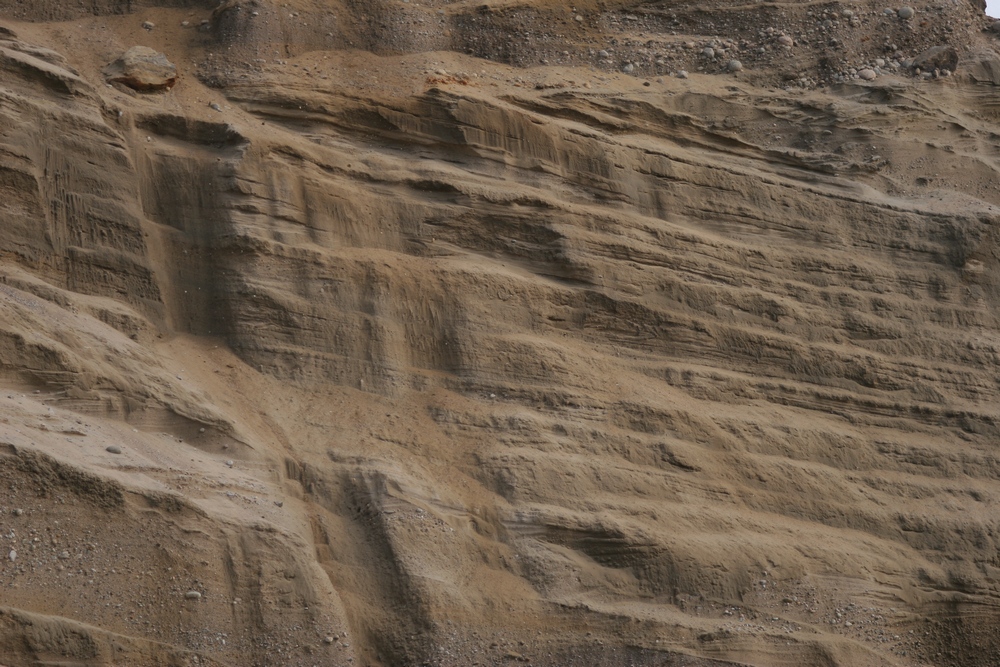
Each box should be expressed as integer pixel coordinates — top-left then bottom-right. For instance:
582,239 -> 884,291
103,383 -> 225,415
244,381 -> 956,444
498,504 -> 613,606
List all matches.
3,1 -> 1000,666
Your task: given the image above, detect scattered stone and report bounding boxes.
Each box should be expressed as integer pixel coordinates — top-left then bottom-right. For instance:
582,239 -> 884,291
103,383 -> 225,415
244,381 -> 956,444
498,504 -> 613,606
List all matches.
104,46 -> 177,92
622,63 -> 634,73
726,59 -> 743,72
12,508 -> 22,516
598,49 -> 610,58
181,20 -> 190,27
185,590 -> 202,600
142,20 -> 155,31
777,35 -> 793,47
225,459 -> 234,467
59,550 -> 70,559
8,550 -> 16,562
858,68 -> 877,80
574,15 -> 583,22
677,69 -> 689,79
275,500 -> 284,507
210,102 -> 222,112
324,636 -> 335,644
911,45 -> 959,75
106,445 -> 122,454
898,6 -> 915,19
702,47 -> 715,59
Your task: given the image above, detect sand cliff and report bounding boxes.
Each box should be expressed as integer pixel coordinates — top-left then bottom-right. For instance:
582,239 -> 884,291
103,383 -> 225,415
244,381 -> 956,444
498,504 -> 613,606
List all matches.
3,1 -> 1000,665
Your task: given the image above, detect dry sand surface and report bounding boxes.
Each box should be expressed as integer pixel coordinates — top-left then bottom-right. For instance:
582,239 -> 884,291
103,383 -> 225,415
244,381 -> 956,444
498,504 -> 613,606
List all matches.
4,0 -> 1000,665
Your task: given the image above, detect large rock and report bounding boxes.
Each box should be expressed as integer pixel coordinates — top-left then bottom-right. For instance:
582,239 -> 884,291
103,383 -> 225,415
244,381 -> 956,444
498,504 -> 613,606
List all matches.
964,49 -> 1000,84
910,45 -> 960,73
104,46 -> 176,91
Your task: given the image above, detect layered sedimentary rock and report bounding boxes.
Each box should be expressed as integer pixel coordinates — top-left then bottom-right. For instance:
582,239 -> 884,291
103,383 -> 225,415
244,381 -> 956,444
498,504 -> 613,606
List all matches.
4,1 -> 1000,666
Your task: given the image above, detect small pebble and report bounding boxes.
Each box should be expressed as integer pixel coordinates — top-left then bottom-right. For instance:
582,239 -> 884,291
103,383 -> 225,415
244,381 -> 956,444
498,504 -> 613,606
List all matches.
142,20 -> 155,30
185,590 -> 202,600
777,35 -> 793,47
324,636 -> 335,644
702,47 -> 715,59
210,103 -> 222,112
8,550 -> 16,562
225,460 -> 234,467
676,70 -> 689,79
726,59 -> 743,72
858,68 -> 877,80
13,509 -> 22,516
898,6 -> 914,19
598,49 -> 610,58
106,445 -> 122,454
622,63 -> 634,73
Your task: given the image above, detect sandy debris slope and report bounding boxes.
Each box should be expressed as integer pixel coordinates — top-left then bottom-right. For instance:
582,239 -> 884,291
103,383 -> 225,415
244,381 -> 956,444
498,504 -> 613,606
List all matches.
4,0 -> 1000,666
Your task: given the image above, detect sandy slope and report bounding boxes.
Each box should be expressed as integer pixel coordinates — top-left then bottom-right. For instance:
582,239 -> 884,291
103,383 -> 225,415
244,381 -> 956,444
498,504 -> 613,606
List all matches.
4,0 -> 1000,665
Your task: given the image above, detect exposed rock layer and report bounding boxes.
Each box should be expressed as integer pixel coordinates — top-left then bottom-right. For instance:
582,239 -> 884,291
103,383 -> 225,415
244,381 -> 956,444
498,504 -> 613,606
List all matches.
3,1 -> 1000,666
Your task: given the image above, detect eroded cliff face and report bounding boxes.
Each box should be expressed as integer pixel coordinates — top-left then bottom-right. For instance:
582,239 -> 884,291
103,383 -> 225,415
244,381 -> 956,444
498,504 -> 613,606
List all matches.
4,1 -> 1000,666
